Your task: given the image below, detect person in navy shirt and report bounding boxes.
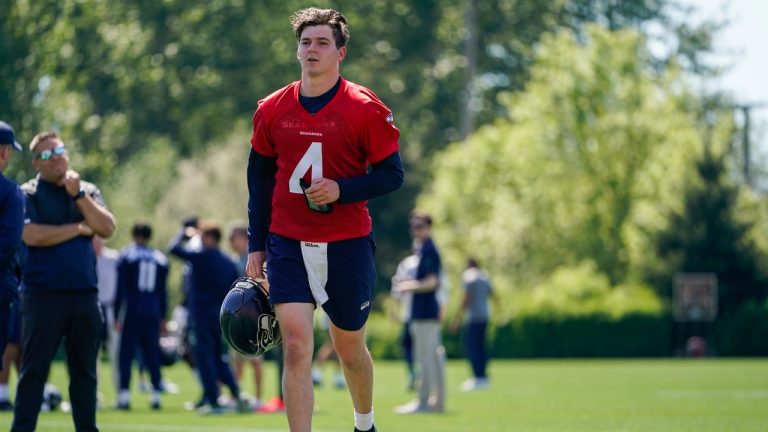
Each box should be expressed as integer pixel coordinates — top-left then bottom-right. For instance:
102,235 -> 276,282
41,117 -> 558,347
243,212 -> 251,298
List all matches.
114,223 -> 169,411
394,210 -> 446,414
169,221 -> 244,414
13,131 -> 115,432
0,121 -> 24,378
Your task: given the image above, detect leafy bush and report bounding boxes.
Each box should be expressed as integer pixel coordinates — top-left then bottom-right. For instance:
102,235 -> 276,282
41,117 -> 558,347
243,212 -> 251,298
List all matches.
711,299 -> 768,356
514,261 -> 665,319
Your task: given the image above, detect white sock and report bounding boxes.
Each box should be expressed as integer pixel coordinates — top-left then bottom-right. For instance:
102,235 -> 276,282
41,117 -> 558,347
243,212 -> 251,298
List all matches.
0,384 -> 9,400
151,391 -> 161,404
354,410 -> 374,431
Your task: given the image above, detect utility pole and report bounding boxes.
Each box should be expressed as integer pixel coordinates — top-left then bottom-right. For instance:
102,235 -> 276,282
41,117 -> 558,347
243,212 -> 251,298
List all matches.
460,0 -> 478,141
736,102 -> 767,187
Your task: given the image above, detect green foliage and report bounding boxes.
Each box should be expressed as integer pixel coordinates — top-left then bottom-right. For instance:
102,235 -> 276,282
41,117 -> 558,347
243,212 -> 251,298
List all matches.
712,299 -> 768,356
513,261 -> 665,319
421,25 -> 701,294
489,312 -> 671,357
651,149 -> 768,317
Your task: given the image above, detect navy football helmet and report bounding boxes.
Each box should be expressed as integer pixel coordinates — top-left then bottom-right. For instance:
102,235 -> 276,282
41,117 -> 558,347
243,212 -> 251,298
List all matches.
220,276 -> 282,357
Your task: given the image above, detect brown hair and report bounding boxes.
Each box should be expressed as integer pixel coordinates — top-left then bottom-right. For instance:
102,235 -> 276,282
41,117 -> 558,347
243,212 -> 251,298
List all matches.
199,221 -> 222,244
29,131 -> 60,153
291,7 -> 350,48
410,209 -> 433,226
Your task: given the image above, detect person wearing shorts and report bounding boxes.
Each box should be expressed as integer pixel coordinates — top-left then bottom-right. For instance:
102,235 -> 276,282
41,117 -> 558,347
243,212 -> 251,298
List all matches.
245,8 -> 404,431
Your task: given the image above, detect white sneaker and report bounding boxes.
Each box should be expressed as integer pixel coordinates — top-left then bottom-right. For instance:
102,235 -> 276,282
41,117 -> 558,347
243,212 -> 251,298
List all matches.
394,400 -> 431,415
461,378 -> 490,392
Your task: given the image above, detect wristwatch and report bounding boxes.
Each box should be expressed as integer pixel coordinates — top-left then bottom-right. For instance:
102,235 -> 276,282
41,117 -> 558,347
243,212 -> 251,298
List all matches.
72,190 -> 86,201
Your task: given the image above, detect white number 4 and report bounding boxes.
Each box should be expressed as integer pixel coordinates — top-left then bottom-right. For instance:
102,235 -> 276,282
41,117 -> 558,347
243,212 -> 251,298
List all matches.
289,141 -> 323,194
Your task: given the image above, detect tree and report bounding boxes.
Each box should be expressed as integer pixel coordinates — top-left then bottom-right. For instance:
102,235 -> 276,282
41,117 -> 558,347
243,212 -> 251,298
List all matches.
653,147 -> 768,317
419,26 -> 701,290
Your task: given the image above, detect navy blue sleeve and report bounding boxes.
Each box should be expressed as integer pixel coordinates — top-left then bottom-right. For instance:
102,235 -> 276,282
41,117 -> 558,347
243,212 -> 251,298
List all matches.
247,149 -> 277,252
0,184 -> 24,269
168,231 -> 196,261
336,151 -> 405,204
416,241 -> 441,280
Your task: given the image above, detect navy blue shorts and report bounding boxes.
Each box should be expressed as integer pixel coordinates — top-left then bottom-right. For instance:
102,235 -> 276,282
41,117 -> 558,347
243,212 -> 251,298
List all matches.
266,233 -> 376,331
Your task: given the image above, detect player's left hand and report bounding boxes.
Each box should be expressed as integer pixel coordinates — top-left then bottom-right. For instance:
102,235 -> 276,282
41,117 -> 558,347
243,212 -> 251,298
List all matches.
305,178 -> 340,206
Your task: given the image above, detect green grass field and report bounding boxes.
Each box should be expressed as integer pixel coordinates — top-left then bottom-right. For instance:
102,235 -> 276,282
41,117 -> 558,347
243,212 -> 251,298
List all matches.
1,359 -> 766,431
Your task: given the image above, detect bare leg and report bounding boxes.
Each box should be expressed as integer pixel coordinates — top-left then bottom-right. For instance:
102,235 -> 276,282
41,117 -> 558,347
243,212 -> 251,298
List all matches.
275,303 -> 315,432
233,356 -> 244,381
251,357 -> 263,400
329,323 -> 373,415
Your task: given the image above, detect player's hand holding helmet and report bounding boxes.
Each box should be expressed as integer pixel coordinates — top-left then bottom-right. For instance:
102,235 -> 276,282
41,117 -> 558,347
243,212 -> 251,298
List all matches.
220,276 -> 282,356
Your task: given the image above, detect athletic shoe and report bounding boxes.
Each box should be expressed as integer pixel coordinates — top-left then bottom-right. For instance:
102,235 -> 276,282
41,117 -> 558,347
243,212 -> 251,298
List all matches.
161,380 -> 180,394
251,398 -> 264,411
0,400 -> 14,411
354,425 -> 377,432
115,402 -> 131,411
150,400 -> 161,411
394,400 -> 431,415
198,403 -> 225,416
256,396 -> 285,413
460,377 -> 490,392
183,399 -> 206,411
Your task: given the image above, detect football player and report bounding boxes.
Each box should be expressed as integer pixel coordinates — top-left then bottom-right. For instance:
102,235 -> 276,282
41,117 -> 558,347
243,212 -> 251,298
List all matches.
114,223 -> 169,410
246,7 -> 404,432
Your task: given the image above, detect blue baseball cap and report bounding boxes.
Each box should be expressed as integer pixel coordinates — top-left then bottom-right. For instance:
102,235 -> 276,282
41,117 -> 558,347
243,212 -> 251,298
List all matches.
0,121 -> 23,152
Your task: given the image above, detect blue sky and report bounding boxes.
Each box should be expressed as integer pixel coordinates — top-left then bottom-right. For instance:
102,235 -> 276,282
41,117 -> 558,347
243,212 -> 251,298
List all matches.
685,0 -> 768,154
687,0 -> 768,105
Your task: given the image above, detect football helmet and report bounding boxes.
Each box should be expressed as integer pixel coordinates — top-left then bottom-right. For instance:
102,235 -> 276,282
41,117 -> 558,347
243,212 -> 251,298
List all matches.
220,276 -> 282,356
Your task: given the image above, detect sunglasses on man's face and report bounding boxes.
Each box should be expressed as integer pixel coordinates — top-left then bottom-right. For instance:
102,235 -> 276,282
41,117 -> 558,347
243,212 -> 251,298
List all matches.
36,145 -> 67,161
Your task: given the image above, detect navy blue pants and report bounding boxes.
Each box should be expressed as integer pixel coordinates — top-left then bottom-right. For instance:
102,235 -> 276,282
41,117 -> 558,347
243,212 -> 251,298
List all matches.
464,321 -> 488,379
401,321 -> 413,371
191,313 -> 239,405
119,315 -> 162,392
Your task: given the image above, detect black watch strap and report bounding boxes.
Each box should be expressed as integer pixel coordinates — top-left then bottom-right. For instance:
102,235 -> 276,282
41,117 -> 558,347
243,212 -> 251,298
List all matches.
72,190 -> 86,201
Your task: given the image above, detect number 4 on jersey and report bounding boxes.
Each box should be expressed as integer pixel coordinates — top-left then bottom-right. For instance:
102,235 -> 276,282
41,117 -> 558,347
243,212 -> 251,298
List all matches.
289,142 -> 322,194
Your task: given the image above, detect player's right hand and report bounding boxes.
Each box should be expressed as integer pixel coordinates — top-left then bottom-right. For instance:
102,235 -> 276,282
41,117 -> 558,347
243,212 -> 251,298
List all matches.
246,251 -> 268,290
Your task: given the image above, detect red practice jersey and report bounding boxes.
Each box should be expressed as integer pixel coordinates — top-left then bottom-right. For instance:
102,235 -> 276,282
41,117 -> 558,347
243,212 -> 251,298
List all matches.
251,77 -> 400,242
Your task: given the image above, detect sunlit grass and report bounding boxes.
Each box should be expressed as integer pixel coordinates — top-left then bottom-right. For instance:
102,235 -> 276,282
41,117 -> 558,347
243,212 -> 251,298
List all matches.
1,359 -> 766,431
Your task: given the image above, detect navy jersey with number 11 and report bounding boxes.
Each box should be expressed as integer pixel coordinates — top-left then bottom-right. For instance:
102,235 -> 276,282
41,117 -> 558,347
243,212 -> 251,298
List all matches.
251,77 -> 400,243
115,244 -> 169,320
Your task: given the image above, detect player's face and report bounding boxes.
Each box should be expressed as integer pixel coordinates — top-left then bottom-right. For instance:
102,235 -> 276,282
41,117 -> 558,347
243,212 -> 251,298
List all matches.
409,220 -> 431,241
32,137 -> 69,182
297,25 -> 346,77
